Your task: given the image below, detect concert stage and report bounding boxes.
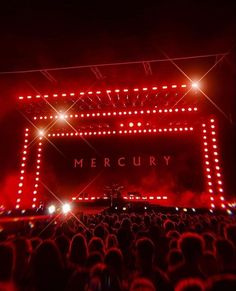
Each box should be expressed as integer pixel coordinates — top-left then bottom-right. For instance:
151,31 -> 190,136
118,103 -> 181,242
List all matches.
1,82 -> 229,213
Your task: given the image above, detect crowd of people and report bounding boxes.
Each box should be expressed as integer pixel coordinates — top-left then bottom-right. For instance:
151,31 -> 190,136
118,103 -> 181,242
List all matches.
0,208 -> 236,291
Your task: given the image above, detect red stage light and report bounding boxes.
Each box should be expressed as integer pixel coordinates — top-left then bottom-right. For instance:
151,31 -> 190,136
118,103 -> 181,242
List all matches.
152,87 -> 157,90
129,122 -> 134,127
162,86 -> 167,89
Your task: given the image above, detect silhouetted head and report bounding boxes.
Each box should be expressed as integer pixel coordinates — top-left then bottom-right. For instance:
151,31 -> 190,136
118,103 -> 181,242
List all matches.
105,234 -> 118,250
178,233 -> 204,263
130,277 -> 156,291
30,240 -> 64,291
88,237 -> 105,256
135,237 -> 155,270
88,263 -> 121,291
175,278 -> 205,291
55,234 -> 70,258
105,248 -> 123,278
69,233 -> 88,266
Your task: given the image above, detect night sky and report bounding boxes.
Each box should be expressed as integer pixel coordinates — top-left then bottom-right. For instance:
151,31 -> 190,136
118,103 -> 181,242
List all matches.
0,1 -> 235,203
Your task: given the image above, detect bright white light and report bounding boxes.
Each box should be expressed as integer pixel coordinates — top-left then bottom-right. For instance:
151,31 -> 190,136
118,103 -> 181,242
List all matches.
192,82 -> 199,89
227,209 -> 232,215
38,130 -> 45,136
59,114 -> 65,120
183,208 -> 188,212
122,207 -> 127,211
48,205 -> 56,214
62,203 -> 71,214
175,207 -> 179,211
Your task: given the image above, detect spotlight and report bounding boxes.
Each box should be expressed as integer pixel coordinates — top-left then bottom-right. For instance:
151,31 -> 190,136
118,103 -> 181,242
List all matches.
192,82 -> 199,89
192,208 -> 196,212
144,206 -> 147,210
227,209 -> 232,215
38,130 -> 45,136
183,208 -> 188,212
62,203 -> 71,214
122,207 -> 127,211
175,207 -> 179,211
59,114 -> 65,120
129,122 -> 134,128
48,204 -> 56,214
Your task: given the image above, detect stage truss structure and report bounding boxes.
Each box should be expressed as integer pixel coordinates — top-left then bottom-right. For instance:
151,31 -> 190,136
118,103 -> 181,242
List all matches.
15,83 -> 226,211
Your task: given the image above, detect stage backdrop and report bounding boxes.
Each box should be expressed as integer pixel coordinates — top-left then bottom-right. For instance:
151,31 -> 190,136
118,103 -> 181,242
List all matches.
39,133 -> 204,204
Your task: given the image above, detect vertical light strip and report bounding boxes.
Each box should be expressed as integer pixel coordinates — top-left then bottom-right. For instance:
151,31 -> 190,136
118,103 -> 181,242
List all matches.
16,128 -> 30,209
208,118 -> 225,209
201,123 -> 215,210
31,137 -> 43,208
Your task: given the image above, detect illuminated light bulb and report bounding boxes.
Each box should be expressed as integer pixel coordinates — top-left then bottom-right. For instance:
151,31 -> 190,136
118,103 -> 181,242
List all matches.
192,82 -> 199,88
48,205 -> 56,214
38,130 -> 45,136
129,122 -> 134,127
62,203 -> 71,214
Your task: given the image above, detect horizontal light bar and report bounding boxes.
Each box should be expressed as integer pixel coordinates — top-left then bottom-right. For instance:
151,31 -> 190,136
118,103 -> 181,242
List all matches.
18,84 -> 189,100
47,127 -> 194,138
33,107 -> 198,120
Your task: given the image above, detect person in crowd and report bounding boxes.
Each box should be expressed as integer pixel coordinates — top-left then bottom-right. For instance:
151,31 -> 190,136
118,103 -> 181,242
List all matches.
168,232 -> 205,285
